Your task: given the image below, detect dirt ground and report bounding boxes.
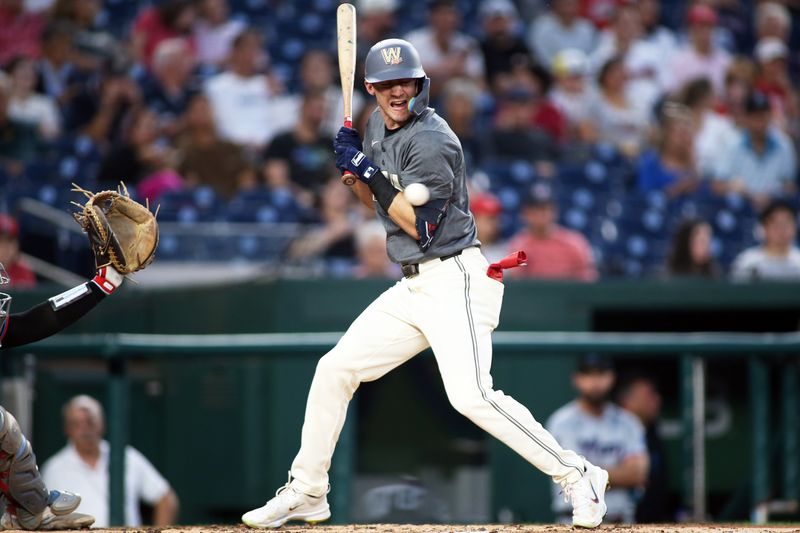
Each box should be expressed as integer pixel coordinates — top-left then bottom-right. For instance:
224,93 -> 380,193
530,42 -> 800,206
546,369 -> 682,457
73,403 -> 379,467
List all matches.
27,524 -> 800,533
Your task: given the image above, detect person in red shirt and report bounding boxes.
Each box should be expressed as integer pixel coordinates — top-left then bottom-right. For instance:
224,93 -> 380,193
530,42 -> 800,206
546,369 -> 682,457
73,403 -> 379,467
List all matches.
508,185 -> 598,281
0,214 -> 36,289
132,0 -> 198,69
0,0 -> 45,67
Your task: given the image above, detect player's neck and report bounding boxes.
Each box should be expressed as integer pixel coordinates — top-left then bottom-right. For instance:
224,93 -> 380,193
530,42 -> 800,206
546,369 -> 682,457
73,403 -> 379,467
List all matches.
577,398 -> 607,417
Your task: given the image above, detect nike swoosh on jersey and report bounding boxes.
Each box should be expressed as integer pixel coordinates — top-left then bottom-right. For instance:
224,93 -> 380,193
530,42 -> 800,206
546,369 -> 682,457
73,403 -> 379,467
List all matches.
371,140 -> 381,147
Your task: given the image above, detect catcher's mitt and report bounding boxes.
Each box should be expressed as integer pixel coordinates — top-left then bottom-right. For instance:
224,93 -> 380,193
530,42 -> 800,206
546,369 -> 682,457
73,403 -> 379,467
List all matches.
72,183 -> 159,275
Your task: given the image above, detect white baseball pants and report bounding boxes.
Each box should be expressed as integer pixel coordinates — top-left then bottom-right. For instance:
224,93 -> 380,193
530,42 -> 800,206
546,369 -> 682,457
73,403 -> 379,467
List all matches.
289,247 -> 585,496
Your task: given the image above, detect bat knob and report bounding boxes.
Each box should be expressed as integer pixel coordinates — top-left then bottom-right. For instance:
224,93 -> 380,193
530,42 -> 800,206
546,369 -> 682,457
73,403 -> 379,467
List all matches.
342,172 -> 357,186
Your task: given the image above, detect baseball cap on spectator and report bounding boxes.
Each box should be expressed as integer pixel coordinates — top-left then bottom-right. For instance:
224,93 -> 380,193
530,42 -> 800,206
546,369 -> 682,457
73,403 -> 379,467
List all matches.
755,37 -> 788,64
552,48 -> 589,78
745,90 -> 771,114
523,183 -> 555,207
0,215 -> 19,239
358,0 -> 397,15
479,0 -> 518,19
686,5 -> 717,25
577,353 -> 614,373
471,193 -> 503,216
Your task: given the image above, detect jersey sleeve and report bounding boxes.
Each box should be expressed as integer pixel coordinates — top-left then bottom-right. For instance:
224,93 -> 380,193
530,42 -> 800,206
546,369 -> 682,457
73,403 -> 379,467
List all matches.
400,130 -> 459,199
128,447 -> 171,505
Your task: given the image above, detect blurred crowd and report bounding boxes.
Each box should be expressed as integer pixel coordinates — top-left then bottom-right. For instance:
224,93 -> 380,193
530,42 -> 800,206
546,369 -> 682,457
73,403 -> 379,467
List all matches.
1,0 -> 800,282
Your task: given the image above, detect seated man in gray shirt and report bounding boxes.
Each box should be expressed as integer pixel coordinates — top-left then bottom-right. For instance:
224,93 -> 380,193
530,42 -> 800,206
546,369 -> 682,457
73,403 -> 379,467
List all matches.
731,199 -> 800,281
547,354 -> 649,523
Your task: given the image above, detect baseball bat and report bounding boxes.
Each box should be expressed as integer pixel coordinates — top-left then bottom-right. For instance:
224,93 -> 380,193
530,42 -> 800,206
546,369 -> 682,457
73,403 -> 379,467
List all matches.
337,2 -> 357,186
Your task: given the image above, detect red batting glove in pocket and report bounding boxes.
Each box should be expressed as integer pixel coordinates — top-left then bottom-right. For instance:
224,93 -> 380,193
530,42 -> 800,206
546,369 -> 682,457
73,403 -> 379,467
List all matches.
487,251 -> 527,282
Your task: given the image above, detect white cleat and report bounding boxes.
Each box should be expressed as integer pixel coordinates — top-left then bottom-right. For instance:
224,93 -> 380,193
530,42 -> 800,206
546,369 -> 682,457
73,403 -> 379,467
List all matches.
562,462 -> 609,528
242,482 -> 330,529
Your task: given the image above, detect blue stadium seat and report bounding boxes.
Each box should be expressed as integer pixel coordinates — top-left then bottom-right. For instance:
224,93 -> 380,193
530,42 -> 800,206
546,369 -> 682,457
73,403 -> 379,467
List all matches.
158,187 -> 224,223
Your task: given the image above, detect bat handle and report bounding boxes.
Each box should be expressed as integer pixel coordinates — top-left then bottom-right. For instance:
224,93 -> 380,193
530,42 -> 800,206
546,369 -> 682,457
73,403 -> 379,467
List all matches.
341,117 -> 357,186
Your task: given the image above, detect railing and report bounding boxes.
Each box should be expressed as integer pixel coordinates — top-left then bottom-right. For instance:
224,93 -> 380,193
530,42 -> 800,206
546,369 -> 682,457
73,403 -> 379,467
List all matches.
9,331 -> 800,525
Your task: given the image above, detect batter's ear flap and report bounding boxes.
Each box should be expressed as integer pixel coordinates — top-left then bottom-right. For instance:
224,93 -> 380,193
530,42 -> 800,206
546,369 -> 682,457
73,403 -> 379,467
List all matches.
409,77 -> 430,115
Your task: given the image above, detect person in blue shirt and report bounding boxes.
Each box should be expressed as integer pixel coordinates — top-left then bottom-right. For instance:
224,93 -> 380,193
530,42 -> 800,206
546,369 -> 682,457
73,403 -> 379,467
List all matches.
636,104 -> 700,198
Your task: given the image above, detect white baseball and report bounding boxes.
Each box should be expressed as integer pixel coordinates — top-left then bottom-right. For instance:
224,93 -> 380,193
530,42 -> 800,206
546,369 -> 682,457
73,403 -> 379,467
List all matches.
404,183 -> 430,206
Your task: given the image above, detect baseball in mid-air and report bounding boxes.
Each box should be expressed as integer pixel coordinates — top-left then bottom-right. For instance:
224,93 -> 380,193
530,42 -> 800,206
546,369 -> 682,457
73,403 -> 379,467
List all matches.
404,183 -> 430,206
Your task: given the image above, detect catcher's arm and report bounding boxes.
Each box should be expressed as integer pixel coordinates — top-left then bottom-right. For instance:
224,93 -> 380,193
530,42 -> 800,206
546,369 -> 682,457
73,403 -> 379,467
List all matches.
0,267 -> 122,349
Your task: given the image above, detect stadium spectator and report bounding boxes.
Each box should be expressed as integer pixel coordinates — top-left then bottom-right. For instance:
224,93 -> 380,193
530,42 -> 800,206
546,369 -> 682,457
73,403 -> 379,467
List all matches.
142,38 -> 199,136
681,78 -> 737,178
357,0 -> 396,49
355,0 -> 398,96
204,29 -> 290,151
637,0 -> 677,61
550,48 -> 597,143
131,0 -> 197,70
6,56 -> 61,140
34,21 -> 79,104
753,37 -> 797,134
50,0 -> 125,72
636,104 -> 700,197
547,354 -> 648,524
508,185 -> 597,281
288,177 -> 360,265
755,2 -> 792,44
590,56 -> 651,158
618,374 -> 672,522
731,200 -> 800,281
66,67 -> 142,144
0,0 -> 45,67
263,91 -> 335,206
0,76 -> 38,174
42,395 -> 179,528
193,0 -> 245,67
666,5 -> 731,96
294,49 -> 364,138
478,0 -> 532,92
441,77 -> 483,168
404,0 -> 485,99
712,91 -> 797,207
665,218 -> 720,278
527,0 -> 597,69
0,214 -> 36,288
719,58 -> 756,127
470,192 -> 506,263
353,219 -> 400,279
96,106 -> 183,201
589,2 -> 665,111
485,86 -> 559,162
176,94 -> 251,199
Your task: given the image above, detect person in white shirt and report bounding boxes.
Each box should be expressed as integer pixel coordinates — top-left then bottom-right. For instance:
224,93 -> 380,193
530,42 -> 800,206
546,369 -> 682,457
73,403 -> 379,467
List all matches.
194,0 -> 245,67
204,29 -> 292,150
527,0 -> 597,69
404,0 -> 485,98
731,200 -> 800,282
6,56 -> 60,140
666,5 -> 731,96
589,3 -> 666,111
41,395 -> 179,528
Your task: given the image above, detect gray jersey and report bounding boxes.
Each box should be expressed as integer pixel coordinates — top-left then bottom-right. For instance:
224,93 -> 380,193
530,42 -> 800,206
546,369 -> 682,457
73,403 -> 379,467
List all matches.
363,107 -> 479,265
546,401 -> 646,523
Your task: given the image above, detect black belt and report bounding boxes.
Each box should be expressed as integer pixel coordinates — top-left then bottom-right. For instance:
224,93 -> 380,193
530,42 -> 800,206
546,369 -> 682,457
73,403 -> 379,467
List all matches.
401,249 -> 466,279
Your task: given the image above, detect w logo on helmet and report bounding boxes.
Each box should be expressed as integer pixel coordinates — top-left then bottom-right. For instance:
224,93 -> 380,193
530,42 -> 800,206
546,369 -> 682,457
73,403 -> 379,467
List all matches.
380,47 -> 403,65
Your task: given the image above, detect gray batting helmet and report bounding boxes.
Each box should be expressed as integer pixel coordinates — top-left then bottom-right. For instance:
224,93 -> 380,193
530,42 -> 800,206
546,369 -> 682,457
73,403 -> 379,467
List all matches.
364,38 -> 431,115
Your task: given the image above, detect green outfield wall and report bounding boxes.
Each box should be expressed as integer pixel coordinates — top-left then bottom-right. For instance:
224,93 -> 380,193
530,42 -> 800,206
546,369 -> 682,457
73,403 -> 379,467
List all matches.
14,280 -> 800,524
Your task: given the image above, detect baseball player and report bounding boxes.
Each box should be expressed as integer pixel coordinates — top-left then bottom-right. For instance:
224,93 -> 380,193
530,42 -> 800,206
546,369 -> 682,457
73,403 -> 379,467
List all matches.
0,261 -> 127,530
242,38 -> 609,529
